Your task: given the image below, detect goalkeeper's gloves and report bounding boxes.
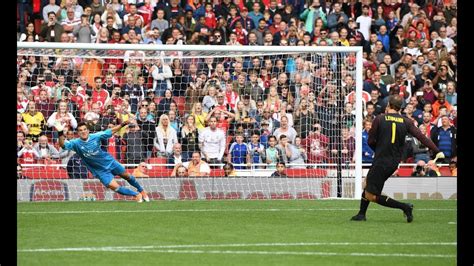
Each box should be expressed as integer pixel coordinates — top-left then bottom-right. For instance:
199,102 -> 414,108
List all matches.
435,152 -> 445,161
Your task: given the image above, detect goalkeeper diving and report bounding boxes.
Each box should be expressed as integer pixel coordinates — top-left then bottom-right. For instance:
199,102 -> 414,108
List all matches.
58,120 -> 149,202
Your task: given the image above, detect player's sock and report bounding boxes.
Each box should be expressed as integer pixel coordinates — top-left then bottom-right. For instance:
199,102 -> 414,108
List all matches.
126,175 -> 144,193
115,186 -> 138,196
358,191 -> 370,215
375,195 -> 406,210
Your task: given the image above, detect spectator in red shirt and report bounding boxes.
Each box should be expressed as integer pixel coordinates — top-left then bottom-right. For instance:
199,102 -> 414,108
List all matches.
204,3 -> 217,30
91,76 -> 111,111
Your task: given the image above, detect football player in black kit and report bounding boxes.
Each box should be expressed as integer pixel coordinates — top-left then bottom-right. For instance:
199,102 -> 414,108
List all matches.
351,95 -> 445,223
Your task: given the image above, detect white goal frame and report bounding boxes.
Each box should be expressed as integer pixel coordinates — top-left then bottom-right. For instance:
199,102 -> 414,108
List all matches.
17,42 -> 364,200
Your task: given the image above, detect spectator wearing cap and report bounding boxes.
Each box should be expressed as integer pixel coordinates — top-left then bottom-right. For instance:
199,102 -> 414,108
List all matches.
422,79 -> 438,104
230,6 -> 255,32
431,39 -> 448,62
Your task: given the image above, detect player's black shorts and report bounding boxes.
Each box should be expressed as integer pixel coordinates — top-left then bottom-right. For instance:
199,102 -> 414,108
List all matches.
365,162 -> 399,195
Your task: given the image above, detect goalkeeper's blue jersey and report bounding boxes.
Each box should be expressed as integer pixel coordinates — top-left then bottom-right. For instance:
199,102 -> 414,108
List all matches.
64,129 -> 115,177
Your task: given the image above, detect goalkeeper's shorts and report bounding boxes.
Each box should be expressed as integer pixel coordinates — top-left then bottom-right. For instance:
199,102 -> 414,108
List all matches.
365,163 -> 398,195
95,161 -> 126,187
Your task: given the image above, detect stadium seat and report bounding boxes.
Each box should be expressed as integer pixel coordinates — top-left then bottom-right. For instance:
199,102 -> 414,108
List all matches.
439,166 -> 452,176
397,167 -> 413,177
210,169 -> 225,176
147,157 -> 168,169
173,96 -> 186,116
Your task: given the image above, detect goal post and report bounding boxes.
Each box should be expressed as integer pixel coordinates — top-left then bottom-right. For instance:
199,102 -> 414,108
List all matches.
17,42 -> 363,201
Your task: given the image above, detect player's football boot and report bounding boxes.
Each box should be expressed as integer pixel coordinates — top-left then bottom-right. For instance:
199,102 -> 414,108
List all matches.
403,203 -> 414,223
135,192 -> 143,203
350,214 -> 367,221
140,191 -> 150,202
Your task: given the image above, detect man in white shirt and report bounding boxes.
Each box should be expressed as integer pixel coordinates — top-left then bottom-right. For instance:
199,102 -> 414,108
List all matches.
437,27 -> 455,52
356,5 -> 372,41
199,116 -> 226,164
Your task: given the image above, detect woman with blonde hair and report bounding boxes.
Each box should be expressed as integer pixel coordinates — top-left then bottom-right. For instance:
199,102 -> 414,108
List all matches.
153,114 -> 178,157
179,114 -> 200,159
264,86 -> 281,114
233,100 -> 249,124
96,27 -> 109,43
47,100 -> 78,141
190,102 -> 208,132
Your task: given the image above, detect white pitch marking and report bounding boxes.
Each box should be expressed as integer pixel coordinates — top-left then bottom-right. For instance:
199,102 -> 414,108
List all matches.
17,208 -> 456,215
17,247 -> 456,259
448,222 -> 456,224
18,241 -> 457,252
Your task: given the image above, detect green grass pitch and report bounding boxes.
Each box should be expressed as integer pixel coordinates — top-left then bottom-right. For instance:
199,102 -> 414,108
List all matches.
18,200 -> 456,266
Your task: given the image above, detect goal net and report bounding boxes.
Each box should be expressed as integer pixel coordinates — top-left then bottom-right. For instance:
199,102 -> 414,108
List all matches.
17,42 -> 363,201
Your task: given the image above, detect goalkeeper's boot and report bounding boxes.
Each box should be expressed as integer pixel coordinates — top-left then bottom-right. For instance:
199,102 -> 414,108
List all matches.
141,191 -> 150,202
350,214 -> 367,221
403,203 -> 414,223
135,192 -> 143,203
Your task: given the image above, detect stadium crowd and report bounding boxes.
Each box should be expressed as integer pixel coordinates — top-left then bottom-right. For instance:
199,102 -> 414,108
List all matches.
17,0 -> 457,176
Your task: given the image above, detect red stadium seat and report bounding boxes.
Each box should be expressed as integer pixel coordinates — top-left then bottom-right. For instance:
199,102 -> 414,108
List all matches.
173,96 -> 186,116
397,167 -> 413,177
147,157 -> 168,169
439,166 -> 452,176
